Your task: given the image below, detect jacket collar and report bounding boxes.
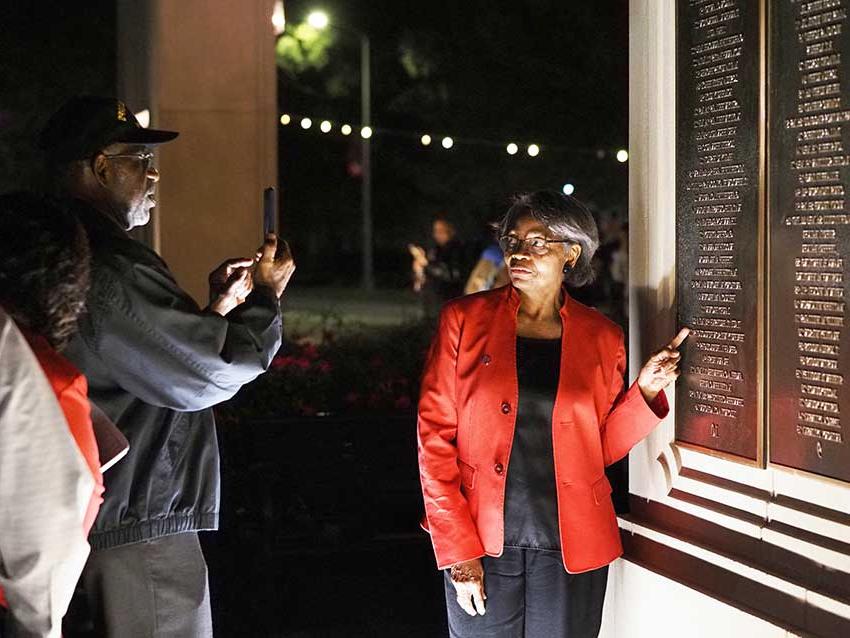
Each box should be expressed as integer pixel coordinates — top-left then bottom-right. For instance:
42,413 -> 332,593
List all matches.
505,284 -> 572,320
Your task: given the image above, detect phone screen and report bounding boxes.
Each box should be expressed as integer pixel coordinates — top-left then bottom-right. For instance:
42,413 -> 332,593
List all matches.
263,187 -> 277,236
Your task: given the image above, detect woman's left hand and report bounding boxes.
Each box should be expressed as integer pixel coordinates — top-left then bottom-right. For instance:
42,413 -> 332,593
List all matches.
637,327 -> 690,403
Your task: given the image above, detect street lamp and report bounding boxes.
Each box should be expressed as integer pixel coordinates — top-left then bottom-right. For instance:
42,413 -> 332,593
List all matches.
307,10 -> 374,290
306,10 -> 329,30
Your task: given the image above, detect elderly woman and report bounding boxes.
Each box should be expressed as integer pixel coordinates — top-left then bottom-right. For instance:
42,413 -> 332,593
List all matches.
417,190 -> 687,637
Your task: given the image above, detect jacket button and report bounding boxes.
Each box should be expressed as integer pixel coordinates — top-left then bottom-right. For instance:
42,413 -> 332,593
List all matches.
494,463 -> 504,475
501,402 -> 511,414
481,354 -> 491,365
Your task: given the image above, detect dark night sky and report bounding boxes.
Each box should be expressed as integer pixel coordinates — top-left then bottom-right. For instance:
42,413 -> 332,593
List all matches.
279,1 -> 629,284
0,0 -> 629,286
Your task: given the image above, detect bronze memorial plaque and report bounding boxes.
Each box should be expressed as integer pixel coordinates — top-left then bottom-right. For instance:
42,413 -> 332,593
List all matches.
769,0 -> 850,482
676,0 -> 763,461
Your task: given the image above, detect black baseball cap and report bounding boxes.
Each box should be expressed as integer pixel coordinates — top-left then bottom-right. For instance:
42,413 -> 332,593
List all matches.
39,95 -> 179,161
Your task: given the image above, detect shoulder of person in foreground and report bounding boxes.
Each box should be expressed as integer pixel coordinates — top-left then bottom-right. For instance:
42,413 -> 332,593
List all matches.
442,285 -> 509,318
0,307 -> 93,637
567,295 -> 624,345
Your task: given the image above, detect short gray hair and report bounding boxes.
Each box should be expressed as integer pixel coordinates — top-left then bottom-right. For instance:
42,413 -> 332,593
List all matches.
498,190 -> 600,287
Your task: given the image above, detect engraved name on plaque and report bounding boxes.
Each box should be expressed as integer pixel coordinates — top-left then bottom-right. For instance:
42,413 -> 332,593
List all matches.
770,0 -> 850,482
676,0 -> 763,460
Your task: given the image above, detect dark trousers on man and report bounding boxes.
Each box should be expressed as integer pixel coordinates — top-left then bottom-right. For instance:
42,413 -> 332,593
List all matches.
444,547 -> 608,638
66,532 -> 212,638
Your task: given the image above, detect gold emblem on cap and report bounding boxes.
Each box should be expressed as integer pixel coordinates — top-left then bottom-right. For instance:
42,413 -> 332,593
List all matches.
117,101 -> 127,122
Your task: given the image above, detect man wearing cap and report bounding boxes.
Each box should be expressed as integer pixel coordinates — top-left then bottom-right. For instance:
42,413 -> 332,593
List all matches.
40,95 -> 295,637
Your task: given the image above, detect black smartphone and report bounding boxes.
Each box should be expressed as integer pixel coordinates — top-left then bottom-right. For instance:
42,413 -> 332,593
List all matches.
263,187 -> 277,237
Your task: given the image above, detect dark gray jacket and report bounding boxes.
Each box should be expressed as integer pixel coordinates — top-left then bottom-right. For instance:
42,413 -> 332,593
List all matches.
65,201 -> 282,550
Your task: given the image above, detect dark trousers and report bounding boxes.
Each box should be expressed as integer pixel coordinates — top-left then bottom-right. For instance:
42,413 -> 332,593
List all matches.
444,547 -> 608,638
66,532 -> 212,638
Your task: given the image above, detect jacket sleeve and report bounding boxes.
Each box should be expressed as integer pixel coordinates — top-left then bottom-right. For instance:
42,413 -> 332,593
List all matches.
599,333 -> 669,466
0,312 -> 92,638
417,304 -> 486,569
84,261 -> 282,412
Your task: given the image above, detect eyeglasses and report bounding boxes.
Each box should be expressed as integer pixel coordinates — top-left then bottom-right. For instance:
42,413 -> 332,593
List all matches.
101,151 -> 155,172
498,235 -> 572,256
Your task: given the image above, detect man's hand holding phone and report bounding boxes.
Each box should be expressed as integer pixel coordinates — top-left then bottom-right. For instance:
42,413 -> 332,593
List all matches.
253,233 -> 295,300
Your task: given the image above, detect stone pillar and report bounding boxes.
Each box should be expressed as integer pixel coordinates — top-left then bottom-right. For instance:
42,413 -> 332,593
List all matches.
117,0 -> 278,303
626,0 -> 679,501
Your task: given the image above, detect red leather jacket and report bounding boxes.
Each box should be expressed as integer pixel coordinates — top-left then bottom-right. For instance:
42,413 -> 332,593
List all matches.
417,286 -> 668,573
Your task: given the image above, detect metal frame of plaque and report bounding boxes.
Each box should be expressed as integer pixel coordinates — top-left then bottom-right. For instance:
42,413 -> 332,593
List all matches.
768,0 -> 850,484
676,0 -> 766,465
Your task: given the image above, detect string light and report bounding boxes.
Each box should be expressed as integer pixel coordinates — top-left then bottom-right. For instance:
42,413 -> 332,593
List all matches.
279,112 -> 625,161
562,183 -> 575,196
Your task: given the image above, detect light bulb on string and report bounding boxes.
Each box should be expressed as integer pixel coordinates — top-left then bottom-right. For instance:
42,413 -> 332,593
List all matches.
442,136 -> 454,149
527,144 -> 540,157
421,134 -> 432,146
341,124 -> 352,136
300,117 -> 312,129
506,143 -> 518,155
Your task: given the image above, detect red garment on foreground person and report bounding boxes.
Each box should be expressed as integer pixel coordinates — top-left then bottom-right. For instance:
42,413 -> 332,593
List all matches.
0,332 -> 103,610
417,286 -> 668,574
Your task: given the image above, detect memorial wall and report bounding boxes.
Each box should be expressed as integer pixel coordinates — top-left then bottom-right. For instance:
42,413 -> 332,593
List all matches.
677,0 -> 850,484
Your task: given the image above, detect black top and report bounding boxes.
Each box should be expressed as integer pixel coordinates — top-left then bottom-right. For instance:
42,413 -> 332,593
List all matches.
503,336 -> 562,551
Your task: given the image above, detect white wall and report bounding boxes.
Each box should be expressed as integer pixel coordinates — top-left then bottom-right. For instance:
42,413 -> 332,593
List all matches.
600,560 -> 796,638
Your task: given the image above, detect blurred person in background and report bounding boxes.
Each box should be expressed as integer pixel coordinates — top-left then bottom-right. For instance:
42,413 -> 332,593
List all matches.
409,215 -> 471,321
464,231 -> 508,295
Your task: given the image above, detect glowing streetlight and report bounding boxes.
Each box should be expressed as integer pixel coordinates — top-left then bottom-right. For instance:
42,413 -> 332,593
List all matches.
421,134 -> 432,146
280,113 -> 291,125
616,149 -> 629,163
341,124 -> 352,135
320,120 -> 332,133
300,117 -> 312,129
441,136 -> 454,149
527,144 -> 540,157
562,183 -> 575,196
506,142 -> 518,155
272,0 -> 286,35
307,10 -> 329,29
361,126 -> 373,139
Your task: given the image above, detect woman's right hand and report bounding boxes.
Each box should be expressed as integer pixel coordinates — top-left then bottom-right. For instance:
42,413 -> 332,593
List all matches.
450,558 -> 487,616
